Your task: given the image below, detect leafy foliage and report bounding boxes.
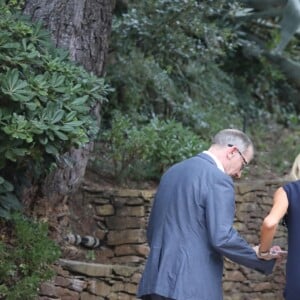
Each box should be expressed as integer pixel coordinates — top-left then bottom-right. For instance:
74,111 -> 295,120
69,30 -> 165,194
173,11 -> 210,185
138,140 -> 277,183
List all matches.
106,0 -> 243,131
98,0 -> 255,181
101,0 -> 300,180
0,3 -> 111,217
94,111 -> 206,182
0,213 -> 61,299
224,1 -> 300,124
0,177 -> 22,219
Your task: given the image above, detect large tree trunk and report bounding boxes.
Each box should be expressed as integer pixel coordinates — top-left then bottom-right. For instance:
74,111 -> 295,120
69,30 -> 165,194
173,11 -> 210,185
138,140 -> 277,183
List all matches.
21,0 -> 113,236
23,0 -> 112,195
23,0 -> 112,76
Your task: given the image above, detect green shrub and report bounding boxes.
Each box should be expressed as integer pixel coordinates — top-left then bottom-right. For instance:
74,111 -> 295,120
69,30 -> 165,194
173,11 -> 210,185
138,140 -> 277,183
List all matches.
105,0 -> 248,145
0,213 -> 61,300
0,176 -> 22,219
94,111 -> 206,182
145,117 -> 209,175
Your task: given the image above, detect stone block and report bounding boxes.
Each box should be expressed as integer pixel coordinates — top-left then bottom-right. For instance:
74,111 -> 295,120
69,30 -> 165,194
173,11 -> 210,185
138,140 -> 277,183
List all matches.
56,286 -> 79,300
95,204 -> 115,216
88,280 -> 111,296
59,259 -> 113,277
80,291 -> 102,300
107,229 -> 146,245
115,244 -> 149,257
116,206 -> 145,217
106,216 -> 146,230
39,282 -> 58,297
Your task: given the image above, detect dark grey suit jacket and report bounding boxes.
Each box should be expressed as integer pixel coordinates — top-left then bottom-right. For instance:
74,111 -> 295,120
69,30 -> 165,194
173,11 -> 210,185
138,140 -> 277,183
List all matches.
137,153 -> 275,300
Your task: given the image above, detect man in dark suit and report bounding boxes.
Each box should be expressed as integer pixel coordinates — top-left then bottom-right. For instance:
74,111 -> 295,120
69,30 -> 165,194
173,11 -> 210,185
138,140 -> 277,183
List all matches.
137,128 -> 278,300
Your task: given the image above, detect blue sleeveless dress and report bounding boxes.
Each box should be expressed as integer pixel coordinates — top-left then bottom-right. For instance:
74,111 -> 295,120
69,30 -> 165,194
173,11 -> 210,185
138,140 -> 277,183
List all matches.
282,180 -> 300,300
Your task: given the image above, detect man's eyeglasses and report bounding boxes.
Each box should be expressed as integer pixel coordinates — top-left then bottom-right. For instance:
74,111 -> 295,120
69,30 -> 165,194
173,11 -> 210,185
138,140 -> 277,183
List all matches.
228,144 -> 248,170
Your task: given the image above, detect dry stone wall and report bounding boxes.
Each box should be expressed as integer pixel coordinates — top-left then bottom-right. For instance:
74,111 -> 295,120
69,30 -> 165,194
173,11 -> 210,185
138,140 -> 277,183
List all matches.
39,179 -> 288,300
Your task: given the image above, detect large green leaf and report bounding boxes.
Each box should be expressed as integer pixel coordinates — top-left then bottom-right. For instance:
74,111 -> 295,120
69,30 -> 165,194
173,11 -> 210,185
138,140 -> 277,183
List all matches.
1,69 -> 33,102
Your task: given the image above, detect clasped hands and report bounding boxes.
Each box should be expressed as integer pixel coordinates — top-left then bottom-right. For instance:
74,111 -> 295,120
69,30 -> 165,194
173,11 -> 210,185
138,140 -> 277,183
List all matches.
253,245 -> 286,260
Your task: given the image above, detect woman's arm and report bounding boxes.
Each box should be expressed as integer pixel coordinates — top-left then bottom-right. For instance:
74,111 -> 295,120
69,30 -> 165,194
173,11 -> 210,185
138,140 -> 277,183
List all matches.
259,187 -> 289,254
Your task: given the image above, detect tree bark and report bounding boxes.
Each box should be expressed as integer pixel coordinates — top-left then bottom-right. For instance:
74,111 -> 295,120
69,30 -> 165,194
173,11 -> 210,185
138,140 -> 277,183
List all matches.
23,0 -> 113,76
21,0 -> 112,208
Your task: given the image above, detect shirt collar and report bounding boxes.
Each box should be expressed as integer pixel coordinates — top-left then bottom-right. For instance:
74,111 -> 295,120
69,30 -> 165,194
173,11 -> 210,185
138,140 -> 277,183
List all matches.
203,150 -> 224,172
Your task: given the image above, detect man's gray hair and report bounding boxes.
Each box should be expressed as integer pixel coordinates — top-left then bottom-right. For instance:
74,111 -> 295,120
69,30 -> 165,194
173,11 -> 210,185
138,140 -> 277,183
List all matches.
212,129 -> 253,153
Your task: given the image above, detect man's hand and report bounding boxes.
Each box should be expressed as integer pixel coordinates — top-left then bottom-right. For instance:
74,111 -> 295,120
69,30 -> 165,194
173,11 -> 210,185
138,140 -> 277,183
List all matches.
253,245 -> 285,260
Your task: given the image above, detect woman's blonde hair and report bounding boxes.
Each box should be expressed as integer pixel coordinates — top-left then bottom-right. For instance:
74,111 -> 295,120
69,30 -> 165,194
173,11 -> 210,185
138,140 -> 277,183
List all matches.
289,153 -> 300,180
